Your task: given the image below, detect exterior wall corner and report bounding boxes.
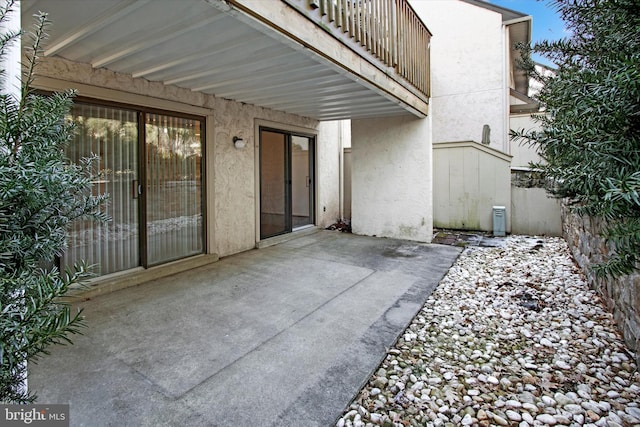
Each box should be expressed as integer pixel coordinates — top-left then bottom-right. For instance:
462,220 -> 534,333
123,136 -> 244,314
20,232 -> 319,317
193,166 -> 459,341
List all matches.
351,115 -> 432,242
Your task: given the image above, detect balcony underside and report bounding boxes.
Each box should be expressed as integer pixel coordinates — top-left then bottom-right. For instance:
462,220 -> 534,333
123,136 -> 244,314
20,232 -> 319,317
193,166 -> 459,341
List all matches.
21,0 -> 428,120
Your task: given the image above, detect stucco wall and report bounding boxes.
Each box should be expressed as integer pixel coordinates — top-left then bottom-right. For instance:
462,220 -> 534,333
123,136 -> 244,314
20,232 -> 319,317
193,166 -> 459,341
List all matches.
343,148 -> 352,220
510,113 -> 545,168
35,57 -> 339,258
412,0 -> 507,152
433,141 -> 511,232
351,115 -> 432,242
317,121 -> 342,228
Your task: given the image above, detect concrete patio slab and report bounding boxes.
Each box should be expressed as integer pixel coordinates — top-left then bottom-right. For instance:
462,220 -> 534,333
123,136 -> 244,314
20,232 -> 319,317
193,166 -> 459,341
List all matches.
29,231 -> 461,427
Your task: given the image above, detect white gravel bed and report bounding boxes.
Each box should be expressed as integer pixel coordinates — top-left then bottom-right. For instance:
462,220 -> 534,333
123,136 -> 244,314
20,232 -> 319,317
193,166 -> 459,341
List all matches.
337,236 -> 640,427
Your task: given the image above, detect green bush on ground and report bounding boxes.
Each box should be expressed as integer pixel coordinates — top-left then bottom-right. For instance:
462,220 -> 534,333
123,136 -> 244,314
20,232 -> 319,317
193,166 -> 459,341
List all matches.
513,0 -> 640,277
0,1 -> 107,403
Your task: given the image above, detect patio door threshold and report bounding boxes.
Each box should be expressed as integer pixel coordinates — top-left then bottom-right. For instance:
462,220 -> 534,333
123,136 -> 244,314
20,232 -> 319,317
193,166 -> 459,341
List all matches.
256,225 -> 320,249
67,253 -> 220,300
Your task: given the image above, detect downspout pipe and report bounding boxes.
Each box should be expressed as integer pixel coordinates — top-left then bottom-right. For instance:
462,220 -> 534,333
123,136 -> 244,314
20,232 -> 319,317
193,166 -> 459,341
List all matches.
502,23 -> 510,154
339,121 -> 344,221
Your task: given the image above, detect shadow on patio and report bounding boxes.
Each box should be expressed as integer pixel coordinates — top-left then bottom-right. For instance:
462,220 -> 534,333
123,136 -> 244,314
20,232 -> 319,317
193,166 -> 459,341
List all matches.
29,231 -> 461,427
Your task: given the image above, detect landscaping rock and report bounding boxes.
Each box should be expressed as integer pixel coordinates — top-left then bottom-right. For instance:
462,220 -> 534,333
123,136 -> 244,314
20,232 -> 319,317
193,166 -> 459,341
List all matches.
336,236 -> 640,427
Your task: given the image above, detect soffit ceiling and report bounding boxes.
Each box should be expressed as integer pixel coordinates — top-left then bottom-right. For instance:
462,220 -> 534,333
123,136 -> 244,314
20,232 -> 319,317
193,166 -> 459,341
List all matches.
21,0 -> 413,121
461,0 -> 527,22
507,21 -> 532,96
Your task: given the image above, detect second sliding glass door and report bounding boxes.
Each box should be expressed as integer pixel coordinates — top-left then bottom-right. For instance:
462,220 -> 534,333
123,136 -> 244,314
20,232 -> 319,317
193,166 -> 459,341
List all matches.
260,128 -> 315,240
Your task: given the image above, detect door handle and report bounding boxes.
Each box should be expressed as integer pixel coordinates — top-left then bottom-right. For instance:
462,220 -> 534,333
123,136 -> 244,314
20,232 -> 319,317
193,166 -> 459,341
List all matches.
132,180 -> 142,199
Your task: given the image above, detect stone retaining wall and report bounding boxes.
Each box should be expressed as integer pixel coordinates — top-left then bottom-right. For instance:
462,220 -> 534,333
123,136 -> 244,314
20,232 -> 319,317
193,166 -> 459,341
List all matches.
562,206 -> 640,364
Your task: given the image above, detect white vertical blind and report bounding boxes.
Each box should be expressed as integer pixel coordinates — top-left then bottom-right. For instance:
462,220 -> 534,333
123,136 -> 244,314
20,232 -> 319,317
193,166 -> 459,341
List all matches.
63,104 -> 139,276
145,113 -> 203,265
63,105 -> 204,276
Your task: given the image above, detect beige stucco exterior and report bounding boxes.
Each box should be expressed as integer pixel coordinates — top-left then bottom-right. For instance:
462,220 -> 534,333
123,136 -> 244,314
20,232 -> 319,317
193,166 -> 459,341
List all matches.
411,0 -> 508,152
509,113 -> 545,168
317,120 -> 343,226
34,57 -> 341,260
351,115 -> 432,242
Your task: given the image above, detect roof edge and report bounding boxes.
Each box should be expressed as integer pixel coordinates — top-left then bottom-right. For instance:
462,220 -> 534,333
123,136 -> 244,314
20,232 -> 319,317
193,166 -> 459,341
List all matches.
460,0 -> 529,22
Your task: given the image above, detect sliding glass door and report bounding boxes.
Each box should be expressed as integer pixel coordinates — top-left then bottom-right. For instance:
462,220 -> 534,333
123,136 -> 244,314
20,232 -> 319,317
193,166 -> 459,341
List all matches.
259,128 -> 315,240
62,102 -> 204,277
144,113 -> 203,265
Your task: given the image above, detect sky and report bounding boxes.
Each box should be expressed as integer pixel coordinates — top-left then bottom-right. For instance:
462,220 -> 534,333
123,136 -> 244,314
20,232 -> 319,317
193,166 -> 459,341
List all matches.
486,0 -> 567,66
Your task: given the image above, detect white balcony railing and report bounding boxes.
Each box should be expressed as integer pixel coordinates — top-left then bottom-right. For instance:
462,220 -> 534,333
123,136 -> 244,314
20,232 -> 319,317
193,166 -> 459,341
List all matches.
284,0 -> 431,98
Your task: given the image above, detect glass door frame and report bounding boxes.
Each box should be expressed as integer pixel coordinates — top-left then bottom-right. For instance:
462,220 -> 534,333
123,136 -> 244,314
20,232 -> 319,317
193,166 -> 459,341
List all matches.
258,126 -> 316,240
290,134 -> 314,230
139,106 -> 207,268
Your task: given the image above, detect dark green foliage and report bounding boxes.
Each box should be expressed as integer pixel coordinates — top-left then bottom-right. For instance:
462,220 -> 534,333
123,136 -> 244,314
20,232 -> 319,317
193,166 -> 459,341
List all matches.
513,0 -> 640,277
0,3 -> 107,402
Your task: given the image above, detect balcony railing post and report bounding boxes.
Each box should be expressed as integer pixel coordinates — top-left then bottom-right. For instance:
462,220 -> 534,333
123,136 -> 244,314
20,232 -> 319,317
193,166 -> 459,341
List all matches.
373,0 -> 378,55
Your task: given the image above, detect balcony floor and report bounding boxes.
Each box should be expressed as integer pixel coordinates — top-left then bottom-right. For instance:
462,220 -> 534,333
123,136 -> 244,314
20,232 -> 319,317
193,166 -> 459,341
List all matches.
22,0 -> 427,120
